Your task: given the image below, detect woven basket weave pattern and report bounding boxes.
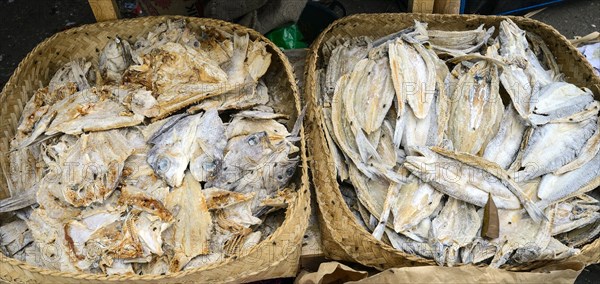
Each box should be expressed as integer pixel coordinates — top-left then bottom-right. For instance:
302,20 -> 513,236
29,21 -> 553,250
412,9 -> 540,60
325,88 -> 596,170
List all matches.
0,16 -> 310,283
305,13 -> 600,271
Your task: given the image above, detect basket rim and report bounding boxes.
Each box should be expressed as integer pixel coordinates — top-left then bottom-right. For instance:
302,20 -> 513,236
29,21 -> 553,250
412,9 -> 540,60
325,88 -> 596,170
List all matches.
0,15 -> 311,282
306,12 -> 600,271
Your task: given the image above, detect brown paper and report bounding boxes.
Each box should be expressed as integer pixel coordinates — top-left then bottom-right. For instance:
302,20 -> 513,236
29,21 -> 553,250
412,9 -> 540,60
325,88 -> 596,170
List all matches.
349,262 -> 585,284
295,262 -> 369,284
295,261 -> 585,284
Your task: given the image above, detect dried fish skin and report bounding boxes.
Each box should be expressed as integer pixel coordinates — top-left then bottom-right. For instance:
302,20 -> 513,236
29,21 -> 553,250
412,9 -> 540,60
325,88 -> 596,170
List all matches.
187,80 -> 270,113
517,118 -> 597,181
0,219 -> 32,257
341,59 -> 383,163
529,82 -> 595,125
325,38 -> 371,96
225,117 -> 290,144
26,208 -> 78,272
131,19 -> 200,57
372,182 -> 402,240
165,173 -> 212,272
401,93 -> 439,155
348,55 -> 395,134
447,60 -> 503,154
498,19 -> 551,85
135,212 -> 172,256
321,106 -> 349,181
487,208 -> 553,268
63,205 -> 124,270
122,152 -> 169,202
13,84 -> 77,144
330,75 -> 376,178
554,121 -> 600,175
204,188 -> 255,210
483,104 -> 527,169
498,65 -> 534,120
557,220 -> 600,247
348,164 -> 389,223
430,147 -> 546,222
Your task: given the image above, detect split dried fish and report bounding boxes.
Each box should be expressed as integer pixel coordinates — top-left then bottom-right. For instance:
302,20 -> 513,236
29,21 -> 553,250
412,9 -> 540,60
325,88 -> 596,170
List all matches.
317,19 -> 599,268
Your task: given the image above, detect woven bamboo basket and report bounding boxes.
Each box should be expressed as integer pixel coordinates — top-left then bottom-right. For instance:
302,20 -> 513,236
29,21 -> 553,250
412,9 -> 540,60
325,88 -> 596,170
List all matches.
305,13 -> 600,272
0,16 -> 310,283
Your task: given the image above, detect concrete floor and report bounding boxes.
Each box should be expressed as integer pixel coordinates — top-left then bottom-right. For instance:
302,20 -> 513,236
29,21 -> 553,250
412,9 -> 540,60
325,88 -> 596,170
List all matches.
0,0 -> 598,282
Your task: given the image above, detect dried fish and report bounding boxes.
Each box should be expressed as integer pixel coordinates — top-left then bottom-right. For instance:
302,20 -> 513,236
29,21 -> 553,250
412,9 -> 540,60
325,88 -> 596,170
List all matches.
483,104 -> 527,169
552,196 -> 600,235
447,60 -> 503,154
430,198 -> 481,266
165,173 -> 212,272
318,19 -> 599,269
529,82 -> 595,125
1,20 -> 300,275
516,117 -> 597,181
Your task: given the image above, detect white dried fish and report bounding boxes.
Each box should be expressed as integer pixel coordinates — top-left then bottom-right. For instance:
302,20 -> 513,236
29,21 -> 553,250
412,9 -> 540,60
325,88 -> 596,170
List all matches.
430,198 -> 481,267
483,104 -> 527,169
148,113 -> 201,187
529,82 -> 595,125
165,173 -> 212,272
516,117 -> 597,181
190,109 -> 227,183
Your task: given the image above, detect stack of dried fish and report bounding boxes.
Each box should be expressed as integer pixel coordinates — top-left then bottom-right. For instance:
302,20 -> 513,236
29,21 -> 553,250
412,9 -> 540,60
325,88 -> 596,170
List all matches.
0,19 -> 302,275
317,19 -> 599,268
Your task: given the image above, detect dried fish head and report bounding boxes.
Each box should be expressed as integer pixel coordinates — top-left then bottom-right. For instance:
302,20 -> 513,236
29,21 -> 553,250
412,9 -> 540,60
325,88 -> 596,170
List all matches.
148,113 -> 202,187
552,196 -> 600,235
99,37 -> 134,83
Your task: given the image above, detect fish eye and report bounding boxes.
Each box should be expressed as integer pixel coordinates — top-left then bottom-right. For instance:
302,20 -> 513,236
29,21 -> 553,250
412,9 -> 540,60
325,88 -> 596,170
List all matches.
248,136 -> 258,145
158,157 -> 170,172
203,162 -> 216,171
286,167 -> 295,177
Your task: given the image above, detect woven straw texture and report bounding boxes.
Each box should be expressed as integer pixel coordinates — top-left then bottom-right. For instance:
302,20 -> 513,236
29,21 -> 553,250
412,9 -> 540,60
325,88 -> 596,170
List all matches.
305,13 -> 600,272
0,16 -> 310,283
